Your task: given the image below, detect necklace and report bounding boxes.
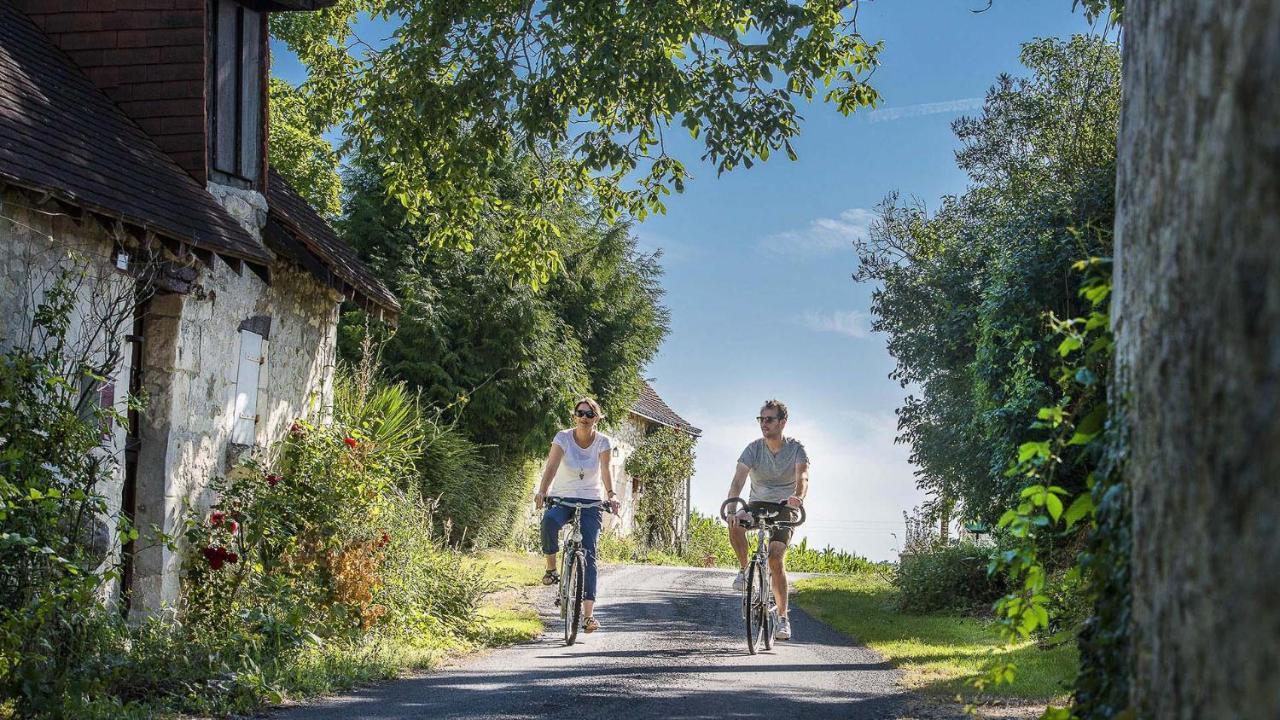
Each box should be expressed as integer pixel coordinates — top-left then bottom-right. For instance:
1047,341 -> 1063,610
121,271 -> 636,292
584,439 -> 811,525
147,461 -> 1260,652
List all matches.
573,429 -> 596,482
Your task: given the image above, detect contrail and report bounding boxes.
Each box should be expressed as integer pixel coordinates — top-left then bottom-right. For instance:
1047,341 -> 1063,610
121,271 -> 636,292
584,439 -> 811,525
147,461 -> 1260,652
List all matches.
865,97 -> 984,123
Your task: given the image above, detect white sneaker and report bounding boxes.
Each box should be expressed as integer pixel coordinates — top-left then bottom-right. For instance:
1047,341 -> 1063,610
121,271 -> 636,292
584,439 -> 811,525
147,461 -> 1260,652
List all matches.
732,568 -> 746,592
775,616 -> 792,641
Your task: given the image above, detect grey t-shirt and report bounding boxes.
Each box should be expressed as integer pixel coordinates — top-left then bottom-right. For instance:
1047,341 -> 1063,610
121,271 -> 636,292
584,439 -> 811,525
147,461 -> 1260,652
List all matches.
737,437 -> 810,503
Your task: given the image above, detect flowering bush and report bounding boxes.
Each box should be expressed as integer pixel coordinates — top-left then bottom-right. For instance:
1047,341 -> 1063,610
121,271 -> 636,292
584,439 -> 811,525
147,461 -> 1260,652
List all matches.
180,372 -> 488,655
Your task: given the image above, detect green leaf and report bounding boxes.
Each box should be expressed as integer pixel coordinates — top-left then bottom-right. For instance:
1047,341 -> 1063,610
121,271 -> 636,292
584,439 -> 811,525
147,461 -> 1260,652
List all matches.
1064,493 -> 1094,528
1045,493 -> 1063,522
997,509 -> 1018,528
1018,442 -> 1050,463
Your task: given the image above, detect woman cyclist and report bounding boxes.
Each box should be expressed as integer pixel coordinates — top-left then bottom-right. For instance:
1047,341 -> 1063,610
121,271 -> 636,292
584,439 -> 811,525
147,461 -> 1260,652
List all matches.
534,397 -> 621,633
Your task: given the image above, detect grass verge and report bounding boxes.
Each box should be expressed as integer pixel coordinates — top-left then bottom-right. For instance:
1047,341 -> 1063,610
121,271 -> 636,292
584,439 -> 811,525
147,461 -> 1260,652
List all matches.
472,549 -> 549,588
793,573 -> 1077,703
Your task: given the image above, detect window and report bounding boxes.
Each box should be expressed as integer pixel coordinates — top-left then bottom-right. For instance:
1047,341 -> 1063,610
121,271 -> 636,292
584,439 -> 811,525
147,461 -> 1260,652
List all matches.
231,329 -> 265,445
210,0 -> 263,186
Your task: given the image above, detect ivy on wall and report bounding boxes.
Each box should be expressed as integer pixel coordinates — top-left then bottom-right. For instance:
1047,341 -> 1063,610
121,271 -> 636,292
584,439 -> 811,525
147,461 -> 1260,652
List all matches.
624,427 -> 696,551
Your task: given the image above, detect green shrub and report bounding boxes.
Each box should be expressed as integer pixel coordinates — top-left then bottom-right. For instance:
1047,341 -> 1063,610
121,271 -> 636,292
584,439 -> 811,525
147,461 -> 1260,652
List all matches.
0,276 -> 134,715
893,540 -> 1009,614
180,373 -> 489,649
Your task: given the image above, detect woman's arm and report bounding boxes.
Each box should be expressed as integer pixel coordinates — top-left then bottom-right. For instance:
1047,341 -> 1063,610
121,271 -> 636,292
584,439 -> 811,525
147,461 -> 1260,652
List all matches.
599,449 -> 620,512
535,443 -> 565,509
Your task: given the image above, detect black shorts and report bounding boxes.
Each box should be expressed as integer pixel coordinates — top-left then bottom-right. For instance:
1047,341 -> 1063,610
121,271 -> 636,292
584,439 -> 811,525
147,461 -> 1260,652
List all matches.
746,501 -> 797,545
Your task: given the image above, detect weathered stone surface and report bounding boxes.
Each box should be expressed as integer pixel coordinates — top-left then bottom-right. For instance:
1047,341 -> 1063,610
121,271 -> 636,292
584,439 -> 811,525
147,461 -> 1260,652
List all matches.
131,252 -> 341,614
0,187 -> 136,605
1114,1 -> 1280,717
206,182 -> 269,239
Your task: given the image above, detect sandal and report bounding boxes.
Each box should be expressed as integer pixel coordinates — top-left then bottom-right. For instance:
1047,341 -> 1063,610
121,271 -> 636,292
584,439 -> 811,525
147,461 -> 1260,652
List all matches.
583,616 -> 600,633
541,569 -> 560,586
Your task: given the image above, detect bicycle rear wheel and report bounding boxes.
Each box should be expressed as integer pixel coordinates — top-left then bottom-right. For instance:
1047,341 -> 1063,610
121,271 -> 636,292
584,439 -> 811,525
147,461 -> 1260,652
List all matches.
744,559 -> 765,654
563,551 -> 584,645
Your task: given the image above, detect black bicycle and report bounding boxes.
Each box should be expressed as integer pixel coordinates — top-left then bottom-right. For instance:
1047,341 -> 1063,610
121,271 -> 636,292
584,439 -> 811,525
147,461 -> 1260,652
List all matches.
546,497 -> 613,646
720,497 -> 807,655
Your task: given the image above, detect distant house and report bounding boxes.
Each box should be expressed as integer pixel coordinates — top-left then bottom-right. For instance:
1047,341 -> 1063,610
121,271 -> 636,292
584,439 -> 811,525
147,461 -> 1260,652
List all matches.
606,380 -> 702,541
0,0 -> 395,616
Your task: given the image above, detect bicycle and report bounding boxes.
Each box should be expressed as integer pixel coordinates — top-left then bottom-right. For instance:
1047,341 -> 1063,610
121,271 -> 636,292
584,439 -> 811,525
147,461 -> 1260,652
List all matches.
545,497 -> 613,646
720,497 -> 807,655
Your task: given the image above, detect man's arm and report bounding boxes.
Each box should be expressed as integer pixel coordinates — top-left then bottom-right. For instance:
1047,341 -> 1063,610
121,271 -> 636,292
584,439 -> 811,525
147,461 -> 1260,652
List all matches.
726,462 -> 751,526
788,462 -> 810,508
727,462 -> 751,499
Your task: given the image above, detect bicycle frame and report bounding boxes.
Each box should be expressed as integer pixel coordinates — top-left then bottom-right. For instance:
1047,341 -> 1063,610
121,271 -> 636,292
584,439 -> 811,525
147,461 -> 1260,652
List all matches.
720,497 -> 806,655
546,497 -> 610,646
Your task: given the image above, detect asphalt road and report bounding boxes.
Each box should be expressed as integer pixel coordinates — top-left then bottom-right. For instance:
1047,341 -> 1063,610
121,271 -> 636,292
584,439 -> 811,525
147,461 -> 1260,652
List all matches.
274,565 -> 959,719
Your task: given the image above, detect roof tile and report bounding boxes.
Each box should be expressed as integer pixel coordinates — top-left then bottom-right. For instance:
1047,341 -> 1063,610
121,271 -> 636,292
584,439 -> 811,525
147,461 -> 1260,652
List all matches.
265,169 -> 399,316
0,3 -> 270,264
631,380 -> 701,437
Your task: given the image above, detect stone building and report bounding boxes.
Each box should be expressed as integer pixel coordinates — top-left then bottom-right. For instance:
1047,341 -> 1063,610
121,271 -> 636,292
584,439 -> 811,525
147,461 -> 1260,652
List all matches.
0,0 -> 396,616
604,380 -> 701,541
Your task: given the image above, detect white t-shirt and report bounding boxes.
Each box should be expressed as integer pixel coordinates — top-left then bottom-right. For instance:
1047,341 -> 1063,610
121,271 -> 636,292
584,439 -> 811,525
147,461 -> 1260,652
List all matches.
549,429 -> 613,500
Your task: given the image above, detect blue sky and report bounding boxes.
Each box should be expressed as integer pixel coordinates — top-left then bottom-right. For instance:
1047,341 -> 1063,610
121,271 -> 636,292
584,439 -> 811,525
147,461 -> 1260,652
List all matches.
273,2 -> 1097,561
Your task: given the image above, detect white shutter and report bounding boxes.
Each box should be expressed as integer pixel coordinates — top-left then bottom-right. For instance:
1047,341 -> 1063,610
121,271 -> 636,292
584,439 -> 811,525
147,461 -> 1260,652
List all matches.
231,330 -> 263,445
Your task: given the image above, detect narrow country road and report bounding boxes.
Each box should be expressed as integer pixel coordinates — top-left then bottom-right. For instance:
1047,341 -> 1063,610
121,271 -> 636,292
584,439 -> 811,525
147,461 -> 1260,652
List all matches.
274,565 -> 958,719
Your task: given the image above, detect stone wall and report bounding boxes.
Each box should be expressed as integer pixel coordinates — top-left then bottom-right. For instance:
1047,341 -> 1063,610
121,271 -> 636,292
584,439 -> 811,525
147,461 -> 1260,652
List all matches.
132,254 -> 341,614
605,414 -> 649,536
0,188 -> 135,603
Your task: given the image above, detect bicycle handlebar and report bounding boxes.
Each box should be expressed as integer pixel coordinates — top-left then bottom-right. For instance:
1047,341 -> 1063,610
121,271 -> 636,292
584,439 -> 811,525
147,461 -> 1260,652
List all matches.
719,497 -> 806,528
545,496 -> 617,514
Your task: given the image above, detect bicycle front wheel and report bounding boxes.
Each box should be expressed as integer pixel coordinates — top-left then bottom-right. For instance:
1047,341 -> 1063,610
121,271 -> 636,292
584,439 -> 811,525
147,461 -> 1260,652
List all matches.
759,561 -> 774,651
744,559 -> 766,655
563,551 -> 584,645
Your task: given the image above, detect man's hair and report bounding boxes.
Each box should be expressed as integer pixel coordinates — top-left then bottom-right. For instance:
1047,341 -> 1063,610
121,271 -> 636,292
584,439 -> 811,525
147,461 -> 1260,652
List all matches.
761,399 -> 789,421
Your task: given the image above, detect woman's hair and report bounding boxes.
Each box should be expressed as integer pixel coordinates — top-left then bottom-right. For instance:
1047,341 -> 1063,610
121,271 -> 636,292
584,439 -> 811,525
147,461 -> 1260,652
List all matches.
573,396 -> 605,419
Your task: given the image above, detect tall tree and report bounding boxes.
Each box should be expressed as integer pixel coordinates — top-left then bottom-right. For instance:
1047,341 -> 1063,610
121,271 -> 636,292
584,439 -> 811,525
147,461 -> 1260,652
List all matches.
267,79 -> 342,217
339,153 -> 668,462
1113,1 -> 1279,716
856,35 -> 1120,526
271,1 -> 881,280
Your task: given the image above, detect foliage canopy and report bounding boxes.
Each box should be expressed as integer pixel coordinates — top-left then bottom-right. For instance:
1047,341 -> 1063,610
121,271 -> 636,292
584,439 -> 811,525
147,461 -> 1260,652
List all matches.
271,0 -> 882,281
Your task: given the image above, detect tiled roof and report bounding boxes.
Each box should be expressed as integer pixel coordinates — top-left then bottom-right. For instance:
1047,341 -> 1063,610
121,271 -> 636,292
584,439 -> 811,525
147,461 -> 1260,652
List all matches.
631,380 -> 701,437
0,4 -> 271,265
264,169 -> 399,317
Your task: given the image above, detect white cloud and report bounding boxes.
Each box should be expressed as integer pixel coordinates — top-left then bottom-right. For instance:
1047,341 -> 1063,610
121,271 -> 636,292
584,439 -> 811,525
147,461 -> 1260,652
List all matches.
865,97 -> 985,123
685,404 -> 925,562
760,207 -> 875,256
801,310 -> 872,339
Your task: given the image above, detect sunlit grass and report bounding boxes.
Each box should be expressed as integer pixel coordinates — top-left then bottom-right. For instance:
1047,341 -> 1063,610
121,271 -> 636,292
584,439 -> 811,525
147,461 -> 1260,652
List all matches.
794,573 -> 1076,701
472,549 -> 548,588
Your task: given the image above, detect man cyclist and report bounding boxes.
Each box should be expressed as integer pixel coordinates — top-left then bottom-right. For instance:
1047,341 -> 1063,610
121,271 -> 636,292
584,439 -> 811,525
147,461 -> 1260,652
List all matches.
726,399 -> 809,641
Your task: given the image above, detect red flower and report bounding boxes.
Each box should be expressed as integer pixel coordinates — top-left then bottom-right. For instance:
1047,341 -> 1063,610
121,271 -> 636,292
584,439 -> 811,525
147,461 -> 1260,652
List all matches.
201,545 -> 238,570
343,437 -> 358,449
202,545 -> 227,571
265,473 -> 281,487
378,531 -> 391,548
226,520 -> 240,535
209,511 -> 226,527
289,421 -> 305,436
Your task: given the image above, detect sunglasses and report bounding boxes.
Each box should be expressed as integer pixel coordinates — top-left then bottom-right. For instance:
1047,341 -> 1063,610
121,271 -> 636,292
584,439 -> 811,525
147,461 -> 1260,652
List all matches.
575,409 -> 597,418
756,415 -> 780,424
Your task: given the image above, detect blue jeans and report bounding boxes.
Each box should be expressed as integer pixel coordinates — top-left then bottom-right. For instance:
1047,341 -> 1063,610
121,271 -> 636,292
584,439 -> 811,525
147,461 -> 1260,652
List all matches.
541,498 -> 603,601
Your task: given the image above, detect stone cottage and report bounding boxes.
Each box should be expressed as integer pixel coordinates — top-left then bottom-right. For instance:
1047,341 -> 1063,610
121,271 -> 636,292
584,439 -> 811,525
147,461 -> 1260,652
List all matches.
0,0 -> 396,616
604,380 -> 702,541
